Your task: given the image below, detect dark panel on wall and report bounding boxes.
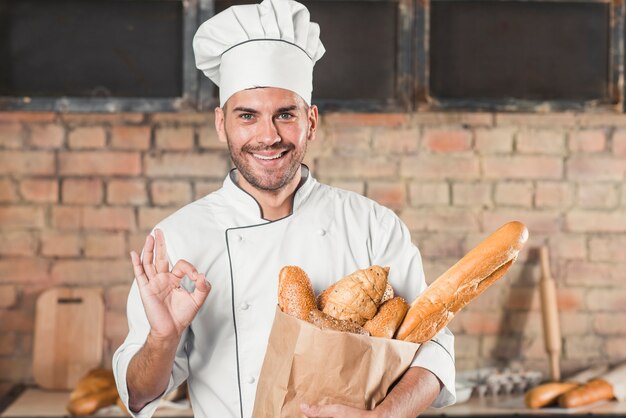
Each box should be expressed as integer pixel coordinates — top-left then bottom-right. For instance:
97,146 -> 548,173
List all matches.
215,0 -> 398,102
429,1 -> 610,101
0,0 -> 183,98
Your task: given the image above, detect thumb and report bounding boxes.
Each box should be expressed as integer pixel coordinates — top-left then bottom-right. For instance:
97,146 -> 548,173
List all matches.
191,273 -> 211,304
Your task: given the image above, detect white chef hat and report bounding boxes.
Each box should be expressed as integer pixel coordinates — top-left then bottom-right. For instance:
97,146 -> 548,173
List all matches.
193,0 -> 325,107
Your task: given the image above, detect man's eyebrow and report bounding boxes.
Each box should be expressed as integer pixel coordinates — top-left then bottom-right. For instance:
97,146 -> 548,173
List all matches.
276,105 -> 298,113
232,106 -> 258,113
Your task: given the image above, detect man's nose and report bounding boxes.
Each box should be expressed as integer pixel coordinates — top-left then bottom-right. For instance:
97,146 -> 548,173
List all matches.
257,117 -> 281,145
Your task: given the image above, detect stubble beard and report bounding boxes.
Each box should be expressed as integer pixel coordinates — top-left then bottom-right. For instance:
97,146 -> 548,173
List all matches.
226,134 -> 308,192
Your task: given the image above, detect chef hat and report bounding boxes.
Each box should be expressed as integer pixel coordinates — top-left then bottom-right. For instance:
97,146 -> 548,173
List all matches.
193,0 -> 325,107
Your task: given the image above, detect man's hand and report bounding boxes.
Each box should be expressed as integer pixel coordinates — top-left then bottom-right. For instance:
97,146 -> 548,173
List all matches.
300,403 -> 377,418
130,228 -> 211,340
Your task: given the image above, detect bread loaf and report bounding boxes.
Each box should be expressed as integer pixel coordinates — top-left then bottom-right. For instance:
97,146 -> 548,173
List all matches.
308,308 -> 370,336
66,368 -> 119,416
524,382 -> 579,409
362,297 -> 408,339
396,221 -> 528,343
322,265 -> 389,326
558,379 -> 614,409
278,266 -> 317,320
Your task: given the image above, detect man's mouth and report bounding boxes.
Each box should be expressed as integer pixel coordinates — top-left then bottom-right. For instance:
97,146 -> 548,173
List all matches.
251,150 -> 287,160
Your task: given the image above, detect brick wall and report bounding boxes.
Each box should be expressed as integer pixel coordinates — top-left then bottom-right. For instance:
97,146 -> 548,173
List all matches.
0,110 -> 625,384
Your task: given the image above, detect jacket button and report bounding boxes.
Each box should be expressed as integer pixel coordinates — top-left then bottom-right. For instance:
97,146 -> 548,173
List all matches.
237,234 -> 244,241
246,375 -> 255,384
240,302 -> 250,310
318,229 -> 326,236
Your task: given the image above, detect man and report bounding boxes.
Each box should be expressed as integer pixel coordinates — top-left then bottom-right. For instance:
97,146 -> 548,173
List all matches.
112,1 -> 456,417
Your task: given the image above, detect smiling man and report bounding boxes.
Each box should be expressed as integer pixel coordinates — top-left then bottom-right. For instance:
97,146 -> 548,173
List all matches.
112,1 -> 456,417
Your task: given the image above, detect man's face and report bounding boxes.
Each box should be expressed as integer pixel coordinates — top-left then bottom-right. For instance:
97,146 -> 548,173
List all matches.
215,87 -> 318,192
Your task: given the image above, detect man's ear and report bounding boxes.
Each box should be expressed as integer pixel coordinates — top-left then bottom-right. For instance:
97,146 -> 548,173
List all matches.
307,104 -> 319,142
214,106 -> 227,144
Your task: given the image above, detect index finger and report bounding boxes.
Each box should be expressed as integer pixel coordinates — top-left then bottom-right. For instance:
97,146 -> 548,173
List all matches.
154,229 -> 170,274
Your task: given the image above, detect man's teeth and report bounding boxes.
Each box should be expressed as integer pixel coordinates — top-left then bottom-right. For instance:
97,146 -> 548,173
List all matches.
253,152 -> 284,160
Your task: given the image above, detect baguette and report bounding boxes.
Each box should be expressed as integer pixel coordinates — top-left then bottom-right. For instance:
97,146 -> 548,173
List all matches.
524,382 -> 579,409
362,297 -> 408,339
307,308 -> 370,336
558,379 -> 614,409
67,386 -> 120,416
278,266 -> 317,321
396,221 -> 528,343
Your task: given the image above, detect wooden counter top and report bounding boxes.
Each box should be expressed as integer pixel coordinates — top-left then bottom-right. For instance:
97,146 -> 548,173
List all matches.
424,395 -> 626,416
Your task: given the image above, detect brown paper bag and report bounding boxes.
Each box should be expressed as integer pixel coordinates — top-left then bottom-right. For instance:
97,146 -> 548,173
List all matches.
252,307 -> 420,417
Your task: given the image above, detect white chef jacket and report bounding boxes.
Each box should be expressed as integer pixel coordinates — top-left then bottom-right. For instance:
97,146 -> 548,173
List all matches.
113,166 -> 456,418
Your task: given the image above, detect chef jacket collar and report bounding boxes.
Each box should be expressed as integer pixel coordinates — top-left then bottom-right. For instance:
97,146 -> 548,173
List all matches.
224,164 -> 315,221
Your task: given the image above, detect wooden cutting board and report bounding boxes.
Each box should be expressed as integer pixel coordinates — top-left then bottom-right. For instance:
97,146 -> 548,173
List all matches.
33,287 -> 104,390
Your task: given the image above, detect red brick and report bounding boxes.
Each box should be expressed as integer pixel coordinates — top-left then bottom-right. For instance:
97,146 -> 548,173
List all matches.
138,207 -> 177,230
323,113 -> 409,128
0,206 -> 44,229
523,335 -> 548,360
84,233 -> 126,258
151,181 -> 192,206
0,151 -> 55,175
463,281 -> 508,311
516,130 -> 566,155
155,127 -> 194,150
483,156 -> 563,180
593,313 -> 626,335
494,181 -> 533,207
329,127 -> 372,156
110,126 -> 151,150
41,232 -> 81,257
0,179 -> 17,203
566,156 -> 626,181
559,312 -> 591,336
0,333 -> 17,355
563,335 -> 604,360
51,206 -> 83,230
577,184 -> 618,209
329,180 -> 365,195
587,288 -> 626,312
401,207 -> 480,232
59,152 -> 141,176
401,155 -> 480,180
366,181 -> 406,210
474,128 -> 515,154
129,232 -> 150,254
107,179 -> 147,205
413,112 -> 493,126
452,336 -> 480,359
495,112 -> 577,127
455,310 -> 502,335
0,112 -> 55,123
566,210 -> 626,232
606,337 -> 626,358
415,232 -> 465,259
0,310 -> 34,332
83,207 -> 135,231
0,123 -> 23,148
198,125 -> 225,150
451,183 -> 492,208
0,258 -> 49,283
144,153 -> 228,178
105,284 -> 131,312
590,236 -> 626,262
68,127 -> 106,149
577,113 -> 626,127
29,124 -> 64,148
317,156 -> 397,179
105,311 -> 129,339
481,335 -> 522,359
482,209 -> 560,233
0,356 -> 31,380
508,311 -> 543,335
21,333 -> 32,354
422,129 -> 472,153
614,129 -> 626,157
0,285 -> 17,308
151,112 -> 211,124
62,178 -> 103,205
535,182 -> 574,209
548,234 -> 586,260
19,179 -> 58,203
569,130 -> 606,153
408,182 -> 449,207
194,181 -> 224,199
565,261 -> 625,286
372,128 -> 420,155
51,260 -> 132,285
60,113 -> 144,124
507,287 -> 540,311
0,231 -> 37,256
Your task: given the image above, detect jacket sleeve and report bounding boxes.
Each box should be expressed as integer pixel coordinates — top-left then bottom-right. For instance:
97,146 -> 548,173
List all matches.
112,281 -> 191,418
370,206 -> 456,408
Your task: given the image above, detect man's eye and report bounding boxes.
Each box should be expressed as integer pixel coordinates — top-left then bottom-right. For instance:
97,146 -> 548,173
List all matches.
240,113 -> 253,120
277,113 -> 293,120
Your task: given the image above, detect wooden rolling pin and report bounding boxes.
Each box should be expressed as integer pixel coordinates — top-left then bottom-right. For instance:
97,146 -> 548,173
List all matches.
540,245 -> 561,382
